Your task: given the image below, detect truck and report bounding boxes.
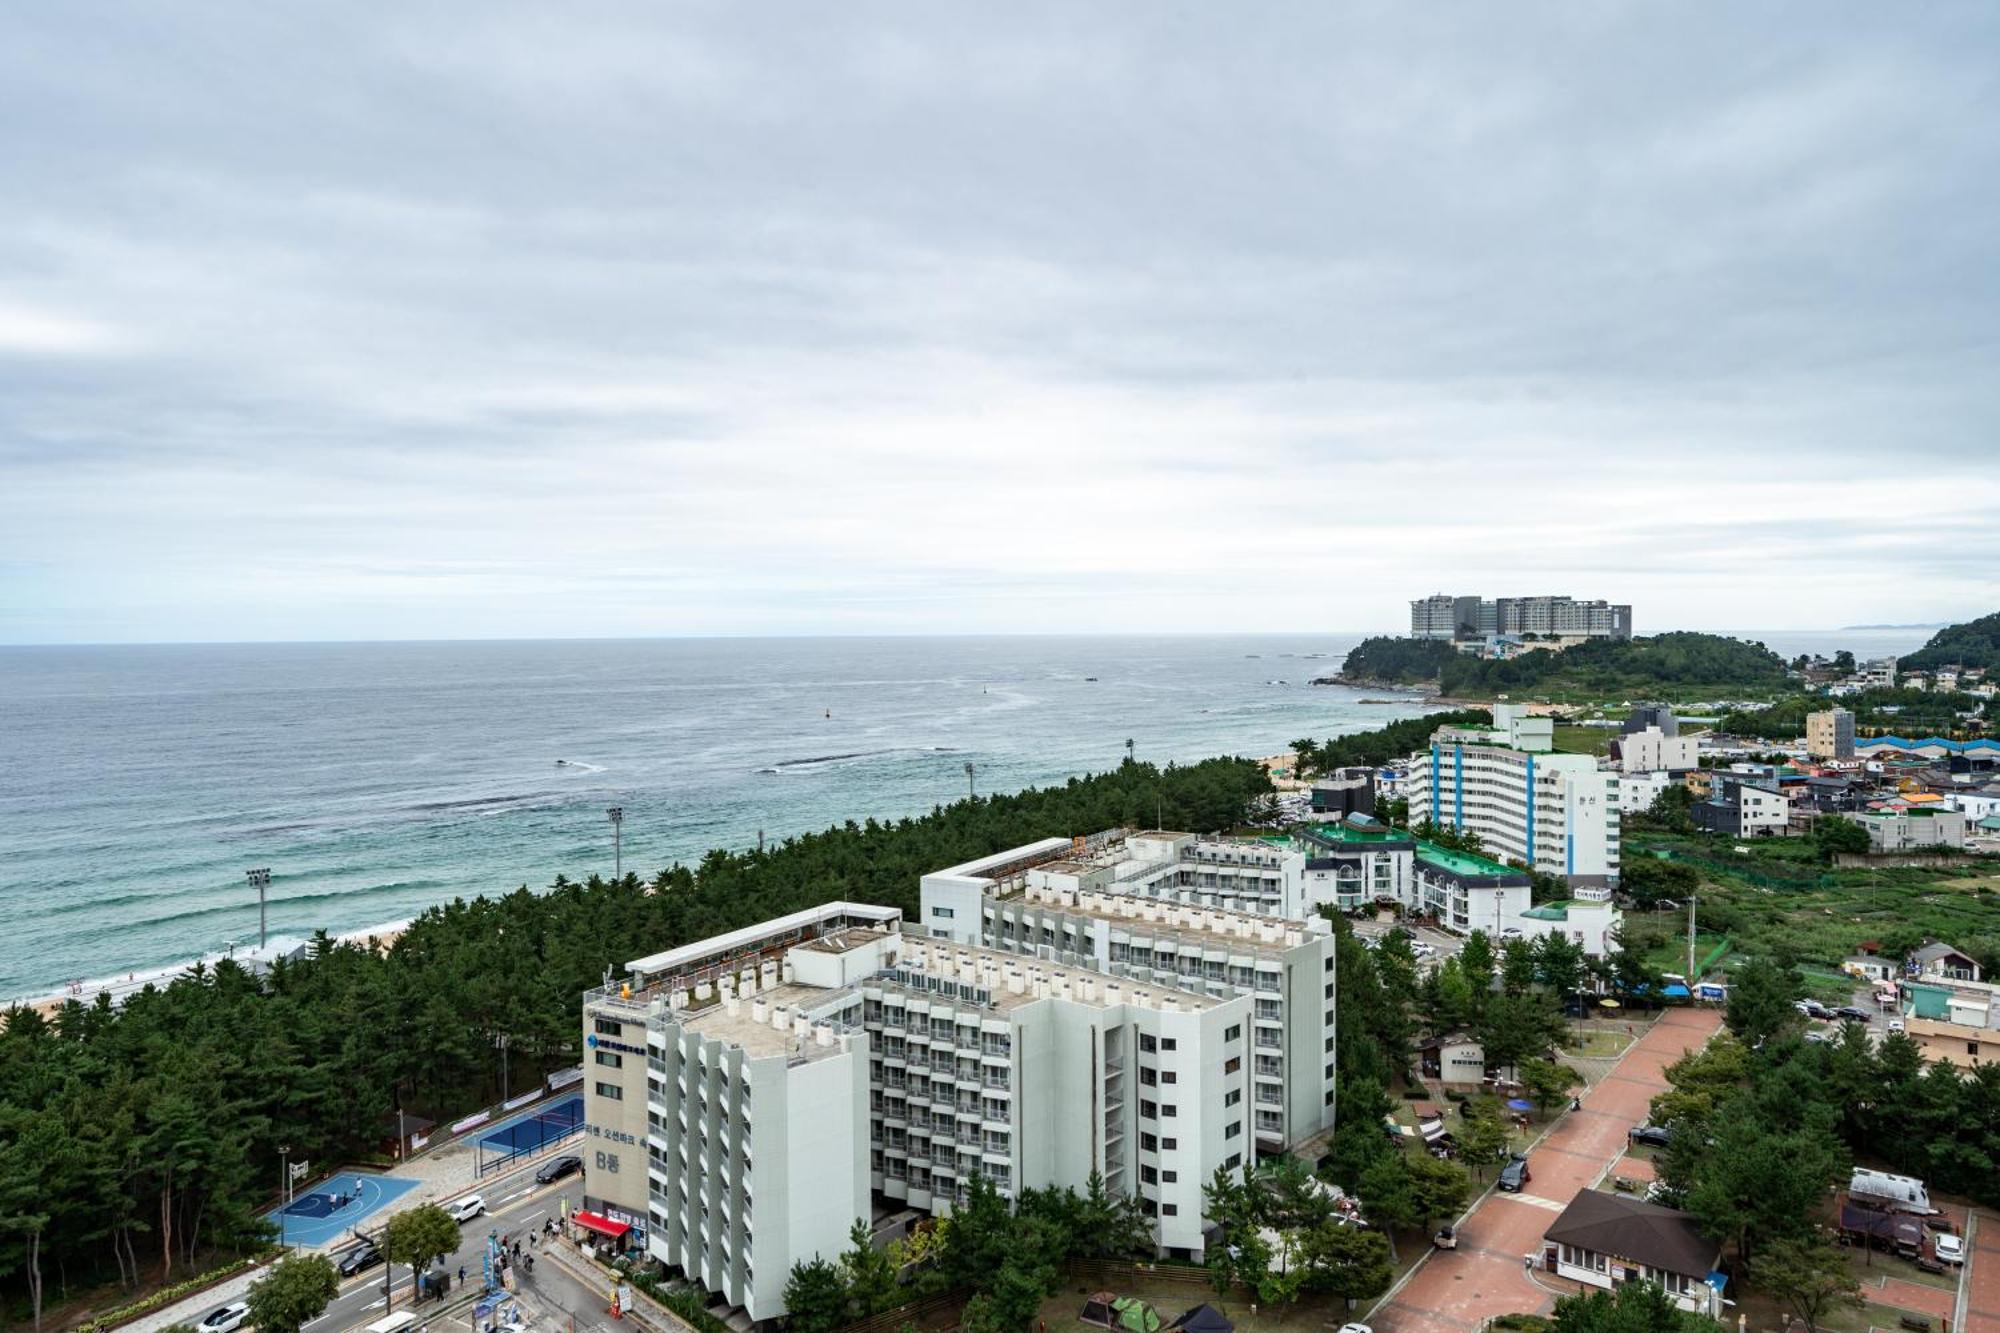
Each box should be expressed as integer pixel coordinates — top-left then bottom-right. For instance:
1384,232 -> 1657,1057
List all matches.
1849,1168 -> 1933,1214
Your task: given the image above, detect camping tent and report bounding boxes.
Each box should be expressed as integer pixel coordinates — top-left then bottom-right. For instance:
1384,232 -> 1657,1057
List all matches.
1169,1304 -> 1235,1333
1080,1293 -> 1118,1328
1113,1296 -> 1163,1333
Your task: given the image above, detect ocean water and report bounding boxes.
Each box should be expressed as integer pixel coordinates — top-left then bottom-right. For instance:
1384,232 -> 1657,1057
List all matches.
0,634 -> 1431,998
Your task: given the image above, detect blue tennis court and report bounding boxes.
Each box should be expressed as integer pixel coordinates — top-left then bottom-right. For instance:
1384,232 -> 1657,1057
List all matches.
267,1172 -> 419,1248
476,1095 -> 584,1177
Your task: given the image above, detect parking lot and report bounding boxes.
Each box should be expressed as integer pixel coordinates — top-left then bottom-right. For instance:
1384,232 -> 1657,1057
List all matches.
1371,1008 -> 1726,1333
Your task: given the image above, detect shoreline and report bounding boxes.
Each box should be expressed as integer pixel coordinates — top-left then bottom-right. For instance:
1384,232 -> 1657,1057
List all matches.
12,919 -> 412,1018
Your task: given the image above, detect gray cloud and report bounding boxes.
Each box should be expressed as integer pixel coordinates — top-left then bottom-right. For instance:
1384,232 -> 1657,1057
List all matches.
1,2 -> 1997,642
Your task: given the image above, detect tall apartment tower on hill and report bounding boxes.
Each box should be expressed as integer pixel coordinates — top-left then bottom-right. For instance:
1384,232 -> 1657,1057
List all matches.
1410,593 -> 1633,642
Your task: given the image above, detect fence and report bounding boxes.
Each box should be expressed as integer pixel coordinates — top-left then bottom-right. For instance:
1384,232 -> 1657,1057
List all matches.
841,1290 -> 970,1333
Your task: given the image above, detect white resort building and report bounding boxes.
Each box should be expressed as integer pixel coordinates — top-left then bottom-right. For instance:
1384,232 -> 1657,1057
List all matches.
580,900 -> 1256,1324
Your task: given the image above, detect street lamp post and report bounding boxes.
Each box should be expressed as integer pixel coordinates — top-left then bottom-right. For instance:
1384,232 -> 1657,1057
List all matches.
246,868 -> 271,952
607,806 -> 624,879
964,762 -> 976,800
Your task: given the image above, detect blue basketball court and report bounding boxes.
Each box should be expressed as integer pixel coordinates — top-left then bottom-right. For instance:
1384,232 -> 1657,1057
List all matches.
268,1172 -> 420,1248
476,1095 -> 584,1177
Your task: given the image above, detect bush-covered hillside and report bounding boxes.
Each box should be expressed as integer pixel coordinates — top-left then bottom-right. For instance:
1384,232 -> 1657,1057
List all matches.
1337,635 -> 1460,683
1293,709 -> 1491,777
1901,611 -> 2000,672
1339,632 -> 1789,698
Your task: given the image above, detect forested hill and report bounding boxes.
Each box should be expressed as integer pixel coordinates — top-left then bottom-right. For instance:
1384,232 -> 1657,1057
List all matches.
1900,610 -> 2000,672
1339,631 -> 1787,698
0,756 -> 1271,1320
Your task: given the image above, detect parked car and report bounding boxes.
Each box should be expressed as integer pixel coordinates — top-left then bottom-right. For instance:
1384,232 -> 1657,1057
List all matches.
1888,1018 -> 1907,1034
1935,1233 -> 1965,1265
1498,1156 -> 1532,1193
1836,1006 -> 1873,1023
535,1154 -> 583,1185
1804,1029 -> 1834,1044
1628,1124 -> 1673,1147
197,1301 -> 250,1333
1795,999 -> 1831,1020
446,1194 -> 486,1223
337,1242 -> 381,1277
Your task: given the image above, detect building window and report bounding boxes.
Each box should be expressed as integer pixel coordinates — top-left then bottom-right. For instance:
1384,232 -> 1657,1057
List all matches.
594,1018 -> 623,1036
1161,1039 -> 1178,1051
596,1082 -> 623,1100
1140,1035 -> 1158,1053
1161,1204 -> 1178,1216
595,1050 -> 623,1068
1161,1137 -> 1177,1151
1161,1169 -> 1177,1183
1225,1089 -> 1241,1107
1224,1024 -> 1241,1042
1225,1121 -> 1240,1139
931,906 -> 955,919
1161,1104 -> 1177,1118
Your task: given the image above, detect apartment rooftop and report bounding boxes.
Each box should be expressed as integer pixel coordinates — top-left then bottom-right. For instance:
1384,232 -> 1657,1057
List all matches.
680,981 -> 847,1058
1295,818 -> 1519,881
891,935 -> 1227,1014
1415,839 -> 1519,881
1006,881 -> 1324,952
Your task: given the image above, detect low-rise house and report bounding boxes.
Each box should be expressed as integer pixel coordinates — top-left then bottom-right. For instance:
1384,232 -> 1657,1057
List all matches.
1690,774 -> 1791,838
1847,809 -> 1967,853
1418,1032 -> 1486,1086
1542,1192 -> 1725,1317
1842,955 -> 1899,985
1913,942 -> 1983,983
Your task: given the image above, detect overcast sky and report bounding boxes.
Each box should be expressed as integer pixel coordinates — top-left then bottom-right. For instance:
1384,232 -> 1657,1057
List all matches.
3,3 -> 1996,644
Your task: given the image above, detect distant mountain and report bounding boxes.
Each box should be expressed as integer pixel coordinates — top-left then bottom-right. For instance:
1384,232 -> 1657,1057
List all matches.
1900,612 -> 2000,672
1837,622 -> 1948,631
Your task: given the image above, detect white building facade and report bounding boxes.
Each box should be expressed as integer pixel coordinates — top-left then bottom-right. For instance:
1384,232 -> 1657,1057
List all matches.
1408,726 -> 1621,887
587,901 -> 1253,1322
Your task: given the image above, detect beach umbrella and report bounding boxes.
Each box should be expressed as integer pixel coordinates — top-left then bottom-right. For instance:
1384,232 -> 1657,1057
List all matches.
1598,998 -> 1622,1009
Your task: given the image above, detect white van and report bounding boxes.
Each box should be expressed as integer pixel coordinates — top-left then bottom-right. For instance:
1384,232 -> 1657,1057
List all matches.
1850,1168 -> 1932,1214
367,1313 -> 419,1333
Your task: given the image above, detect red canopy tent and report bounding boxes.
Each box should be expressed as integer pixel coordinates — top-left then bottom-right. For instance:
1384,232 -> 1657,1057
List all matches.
572,1211 -> 633,1242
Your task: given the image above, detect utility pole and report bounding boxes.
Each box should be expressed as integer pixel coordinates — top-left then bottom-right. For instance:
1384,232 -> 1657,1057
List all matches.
965,762 -> 976,800
279,1146 -> 290,1251
246,868 -> 271,952
1687,892 -> 1697,983
495,1033 -> 510,1100
607,806 -> 624,879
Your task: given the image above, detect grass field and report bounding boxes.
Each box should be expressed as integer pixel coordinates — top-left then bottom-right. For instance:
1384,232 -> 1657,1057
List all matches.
1625,830 -> 2000,977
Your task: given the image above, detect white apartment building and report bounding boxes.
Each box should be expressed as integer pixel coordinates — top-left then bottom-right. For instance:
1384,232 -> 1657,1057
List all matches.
923,856 -> 1336,1154
1617,726 -> 1698,774
585,901 -> 1252,1322
1408,724 -> 1621,887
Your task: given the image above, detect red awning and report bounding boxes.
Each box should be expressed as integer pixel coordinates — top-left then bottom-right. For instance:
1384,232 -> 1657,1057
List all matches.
572,1211 -> 632,1240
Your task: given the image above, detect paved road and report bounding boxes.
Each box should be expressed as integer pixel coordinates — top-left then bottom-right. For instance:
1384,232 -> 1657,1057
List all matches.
297,1171 -> 587,1333
1371,1008 -> 1726,1333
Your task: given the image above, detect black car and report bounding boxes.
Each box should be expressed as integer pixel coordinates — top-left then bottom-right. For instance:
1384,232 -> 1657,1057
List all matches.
1836,1006 -> 1873,1023
337,1242 -> 381,1277
1497,1156 -> 1532,1193
535,1154 -> 583,1185
1628,1124 -> 1672,1147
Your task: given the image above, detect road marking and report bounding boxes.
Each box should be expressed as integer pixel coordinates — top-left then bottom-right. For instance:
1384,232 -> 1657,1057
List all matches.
1503,1193 -> 1569,1212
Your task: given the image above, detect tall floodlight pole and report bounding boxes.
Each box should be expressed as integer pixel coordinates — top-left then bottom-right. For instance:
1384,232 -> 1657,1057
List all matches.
965,763 -> 976,800
607,806 -> 624,879
246,868 -> 271,951
1125,738 -> 1135,765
